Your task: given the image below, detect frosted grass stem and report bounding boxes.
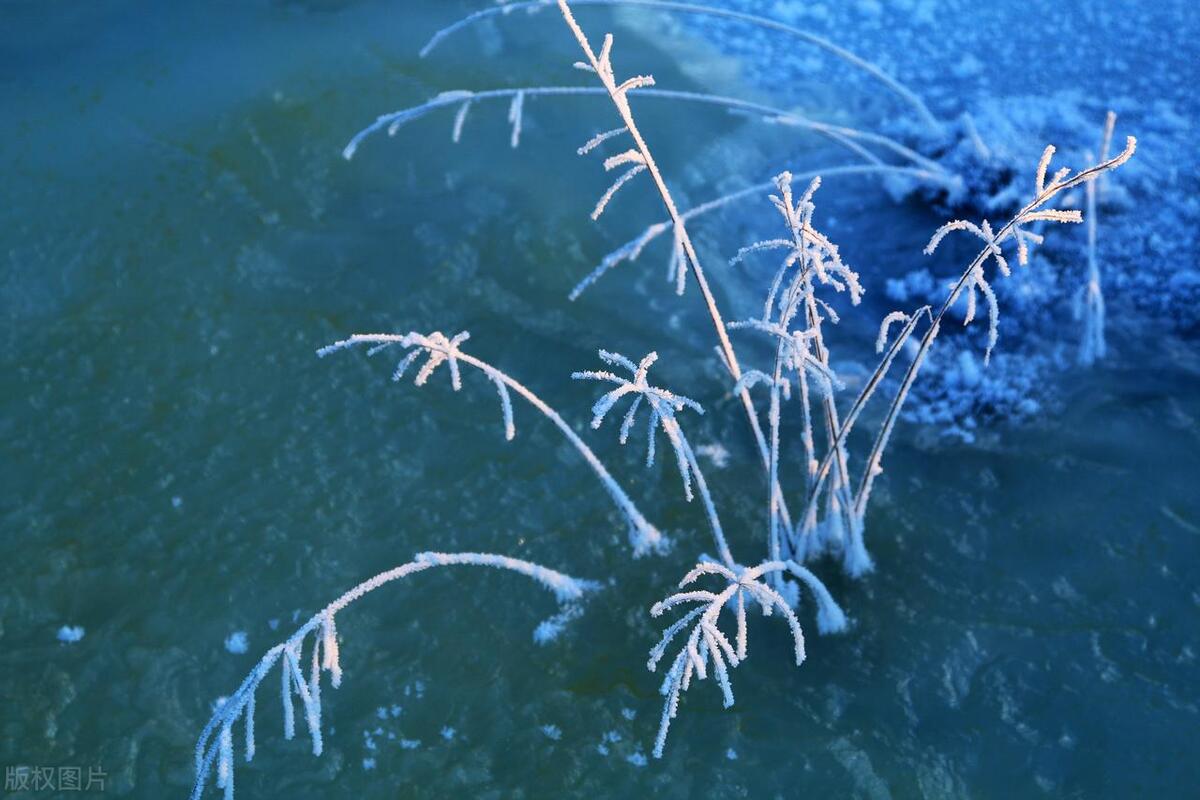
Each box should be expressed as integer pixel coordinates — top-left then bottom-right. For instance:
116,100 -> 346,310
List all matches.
192,552 -> 597,799
555,0 -> 797,540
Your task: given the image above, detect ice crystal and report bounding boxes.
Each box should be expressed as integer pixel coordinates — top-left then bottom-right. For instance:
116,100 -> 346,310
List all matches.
56,625 -> 85,644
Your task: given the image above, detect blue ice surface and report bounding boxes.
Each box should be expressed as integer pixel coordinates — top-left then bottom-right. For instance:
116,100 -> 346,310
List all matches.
680,0 -> 1197,436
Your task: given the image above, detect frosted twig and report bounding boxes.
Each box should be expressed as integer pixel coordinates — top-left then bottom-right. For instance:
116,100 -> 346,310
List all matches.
191,552 -> 598,799
573,350 -> 734,567
451,98 -> 473,143
319,331 -> 666,556
345,85 -> 945,177
1097,110 -> 1116,195
875,312 -> 910,353
507,90 -> 526,148
924,218 -> 1007,362
648,558 -> 845,756
577,125 -> 628,155
344,86 -> 946,175
591,163 -> 647,220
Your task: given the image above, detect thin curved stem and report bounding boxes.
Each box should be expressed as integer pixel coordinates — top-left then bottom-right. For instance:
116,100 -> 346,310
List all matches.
850,139 -> 1137,520
766,359 -> 784,565
795,306 -> 929,539
801,291 -> 853,541
420,0 -> 943,132
658,410 -> 735,567
458,348 -> 663,548
192,552 -> 595,799
342,86 -> 950,176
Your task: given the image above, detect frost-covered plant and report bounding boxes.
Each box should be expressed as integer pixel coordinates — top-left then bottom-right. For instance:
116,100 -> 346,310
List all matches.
845,137 -> 1136,530
647,558 -> 846,757
552,1 -> 1132,582
190,0 -> 1141,792
728,173 -> 864,572
190,552 -> 598,800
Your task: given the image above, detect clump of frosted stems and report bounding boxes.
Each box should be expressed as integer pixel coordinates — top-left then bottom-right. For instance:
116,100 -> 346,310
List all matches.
728,172 -> 865,572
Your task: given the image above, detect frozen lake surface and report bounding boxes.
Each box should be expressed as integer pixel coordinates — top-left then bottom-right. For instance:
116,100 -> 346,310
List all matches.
1,0 -> 1197,796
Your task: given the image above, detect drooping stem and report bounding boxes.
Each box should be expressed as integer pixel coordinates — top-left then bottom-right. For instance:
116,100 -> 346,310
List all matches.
321,332 -> 664,555
193,552 -> 596,800
765,270 -> 798,566
1078,158 -> 1106,365
766,362 -> 784,565
459,348 -> 664,549
344,86 -> 948,175
1078,112 -> 1116,366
